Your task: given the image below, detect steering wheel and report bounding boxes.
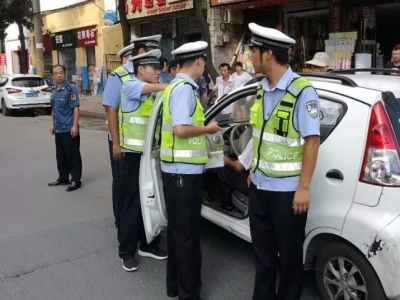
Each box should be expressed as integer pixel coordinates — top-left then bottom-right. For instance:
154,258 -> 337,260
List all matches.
229,123 -> 252,156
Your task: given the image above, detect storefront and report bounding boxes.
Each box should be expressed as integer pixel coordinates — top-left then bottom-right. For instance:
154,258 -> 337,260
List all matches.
124,0 -> 200,61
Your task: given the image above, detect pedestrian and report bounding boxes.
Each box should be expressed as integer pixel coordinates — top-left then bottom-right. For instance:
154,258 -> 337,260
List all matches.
305,52 -> 331,72
48,64 -> 82,192
103,35 -> 161,227
160,41 -> 222,300
118,49 -> 168,272
231,61 -> 252,120
385,46 -> 400,74
214,63 -> 236,123
247,23 -> 320,300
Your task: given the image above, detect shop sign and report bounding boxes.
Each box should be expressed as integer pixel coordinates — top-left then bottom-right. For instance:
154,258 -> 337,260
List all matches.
76,26 -> 97,47
210,0 -> 250,7
51,30 -> 76,50
42,35 -> 53,51
362,7 -> 375,20
124,0 -> 193,20
330,0 -> 343,32
0,53 -> 6,66
347,10 -> 358,23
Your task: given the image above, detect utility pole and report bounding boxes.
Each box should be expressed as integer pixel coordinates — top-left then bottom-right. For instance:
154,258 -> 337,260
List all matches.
33,0 -> 44,77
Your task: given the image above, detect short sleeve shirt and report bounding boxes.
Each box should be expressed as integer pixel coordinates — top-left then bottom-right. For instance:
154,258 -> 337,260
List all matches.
50,82 -> 80,133
251,67 -> 321,192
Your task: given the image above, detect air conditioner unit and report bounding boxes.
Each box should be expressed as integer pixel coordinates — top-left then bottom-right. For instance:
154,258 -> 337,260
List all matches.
223,9 -> 243,24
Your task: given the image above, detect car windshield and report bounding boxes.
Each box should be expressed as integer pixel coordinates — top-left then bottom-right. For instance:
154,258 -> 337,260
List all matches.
11,77 -> 45,88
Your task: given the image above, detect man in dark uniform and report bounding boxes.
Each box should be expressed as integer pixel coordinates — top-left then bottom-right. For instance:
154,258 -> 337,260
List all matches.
48,64 -> 82,192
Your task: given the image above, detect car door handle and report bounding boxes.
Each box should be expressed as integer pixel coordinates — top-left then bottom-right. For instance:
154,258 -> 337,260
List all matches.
326,169 -> 344,180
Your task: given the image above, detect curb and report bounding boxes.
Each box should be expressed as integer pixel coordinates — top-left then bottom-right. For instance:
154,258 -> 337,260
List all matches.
80,110 -> 106,119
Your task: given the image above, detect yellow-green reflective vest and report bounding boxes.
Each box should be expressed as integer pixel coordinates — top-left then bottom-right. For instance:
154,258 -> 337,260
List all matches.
119,92 -> 155,152
250,76 -> 312,177
160,78 -> 208,164
106,66 -> 132,125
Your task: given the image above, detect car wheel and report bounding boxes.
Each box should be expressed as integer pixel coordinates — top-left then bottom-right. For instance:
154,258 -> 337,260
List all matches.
44,108 -> 52,115
1,99 -> 11,116
315,241 -> 386,300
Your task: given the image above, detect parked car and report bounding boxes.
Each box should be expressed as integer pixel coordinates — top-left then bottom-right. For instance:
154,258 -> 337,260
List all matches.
0,74 -> 52,116
140,69 -> 400,300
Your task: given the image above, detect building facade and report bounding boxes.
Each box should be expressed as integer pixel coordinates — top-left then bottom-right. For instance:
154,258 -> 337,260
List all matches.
4,23 -> 30,74
29,0 -> 123,94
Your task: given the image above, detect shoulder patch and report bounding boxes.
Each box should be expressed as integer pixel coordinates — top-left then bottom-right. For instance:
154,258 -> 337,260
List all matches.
306,100 -> 319,118
71,94 -> 77,101
202,82 -> 207,89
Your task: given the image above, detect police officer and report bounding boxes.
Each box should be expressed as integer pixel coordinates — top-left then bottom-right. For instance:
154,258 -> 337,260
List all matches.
160,41 -> 221,300
247,23 -> 320,300
103,35 -> 161,227
118,49 -> 168,272
48,64 -> 82,192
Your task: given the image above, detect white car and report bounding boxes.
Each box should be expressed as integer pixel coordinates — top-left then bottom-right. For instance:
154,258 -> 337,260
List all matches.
139,70 -> 400,300
0,74 -> 52,116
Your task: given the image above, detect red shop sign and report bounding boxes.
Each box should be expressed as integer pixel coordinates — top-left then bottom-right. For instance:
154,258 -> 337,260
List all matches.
76,26 -> 97,47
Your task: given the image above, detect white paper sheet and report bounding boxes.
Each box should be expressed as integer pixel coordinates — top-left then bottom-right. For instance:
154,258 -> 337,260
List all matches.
204,150 -> 224,170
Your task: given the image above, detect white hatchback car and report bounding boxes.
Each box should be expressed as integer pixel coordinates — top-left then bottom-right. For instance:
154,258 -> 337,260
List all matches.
0,74 -> 52,116
139,69 -> 400,300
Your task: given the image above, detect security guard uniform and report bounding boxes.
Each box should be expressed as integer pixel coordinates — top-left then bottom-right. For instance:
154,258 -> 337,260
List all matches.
247,23 -> 321,300
50,81 -> 82,189
160,41 -> 209,300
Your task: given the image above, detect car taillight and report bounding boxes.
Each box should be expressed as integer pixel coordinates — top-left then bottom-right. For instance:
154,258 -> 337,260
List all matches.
41,87 -> 51,92
6,88 -> 22,94
360,101 -> 400,187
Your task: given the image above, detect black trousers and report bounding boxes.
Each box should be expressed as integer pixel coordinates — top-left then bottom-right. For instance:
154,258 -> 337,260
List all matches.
55,132 -> 82,183
218,167 -> 249,208
108,138 -> 120,225
162,172 -> 203,300
249,183 -> 307,300
117,152 -> 150,259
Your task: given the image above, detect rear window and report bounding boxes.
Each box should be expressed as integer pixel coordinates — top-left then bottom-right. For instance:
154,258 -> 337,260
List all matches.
11,77 -> 45,88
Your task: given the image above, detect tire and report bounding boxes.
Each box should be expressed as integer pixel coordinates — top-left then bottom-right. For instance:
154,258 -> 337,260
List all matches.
315,241 -> 387,300
44,108 -> 52,115
1,99 -> 11,116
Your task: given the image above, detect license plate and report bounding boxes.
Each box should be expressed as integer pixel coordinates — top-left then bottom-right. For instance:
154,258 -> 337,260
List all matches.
25,92 -> 38,98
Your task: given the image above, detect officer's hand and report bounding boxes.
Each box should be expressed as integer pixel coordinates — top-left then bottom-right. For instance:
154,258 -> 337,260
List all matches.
205,121 -> 222,134
113,144 -> 122,160
247,173 -> 252,188
293,186 -> 310,215
71,125 -> 79,138
49,126 -> 54,135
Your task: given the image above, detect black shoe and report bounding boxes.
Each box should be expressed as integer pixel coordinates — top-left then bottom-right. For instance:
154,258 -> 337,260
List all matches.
138,246 -> 168,260
48,179 -> 69,187
167,291 -> 178,298
66,181 -> 81,192
121,258 -> 138,272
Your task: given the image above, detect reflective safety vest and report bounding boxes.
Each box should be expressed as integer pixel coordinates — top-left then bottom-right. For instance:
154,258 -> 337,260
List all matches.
160,78 -> 208,164
106,66 -> 132,125
250,76 -> 312,178
119,93 -> 155,152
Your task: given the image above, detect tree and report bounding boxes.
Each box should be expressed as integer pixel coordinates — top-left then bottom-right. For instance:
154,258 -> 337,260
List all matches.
118,0 -> 131,47
1,0 -> 33,74
0,1 -> 11,53
195,1 -> 218,82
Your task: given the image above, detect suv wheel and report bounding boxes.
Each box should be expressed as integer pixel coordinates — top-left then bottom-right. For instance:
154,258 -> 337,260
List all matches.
315,241 -> 386,300
1,99 -> 11,116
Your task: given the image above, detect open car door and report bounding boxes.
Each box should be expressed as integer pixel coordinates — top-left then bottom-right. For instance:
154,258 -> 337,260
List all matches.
139,95 -> 168,244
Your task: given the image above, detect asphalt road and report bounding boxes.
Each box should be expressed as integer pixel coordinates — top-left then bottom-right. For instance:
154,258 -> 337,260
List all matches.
0,112 -> 321,300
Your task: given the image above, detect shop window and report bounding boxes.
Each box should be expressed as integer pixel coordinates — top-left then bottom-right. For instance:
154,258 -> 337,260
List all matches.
58,50 -> 76,83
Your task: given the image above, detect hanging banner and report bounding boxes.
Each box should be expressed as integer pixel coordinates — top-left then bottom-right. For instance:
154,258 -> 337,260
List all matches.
0,53 -> 6,66
330,0 -> 343,32
124,0 -> 194,20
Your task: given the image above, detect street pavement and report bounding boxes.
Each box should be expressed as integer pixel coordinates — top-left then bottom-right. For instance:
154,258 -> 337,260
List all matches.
0,113 -> 321,300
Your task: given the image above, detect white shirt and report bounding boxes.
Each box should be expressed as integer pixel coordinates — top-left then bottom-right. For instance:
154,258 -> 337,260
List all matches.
232,71 -> 252,89
216,75 -> 235,114
238,140 -> 253,171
